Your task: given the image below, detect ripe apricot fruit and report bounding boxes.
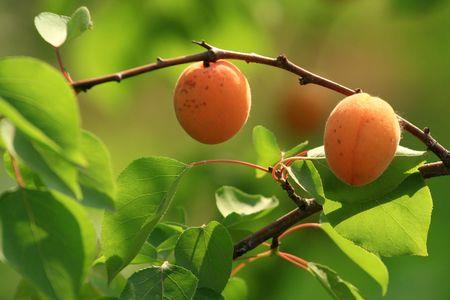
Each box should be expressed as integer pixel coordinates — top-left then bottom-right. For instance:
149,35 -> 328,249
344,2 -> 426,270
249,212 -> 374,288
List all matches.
324,93 -> 401,186
173,60 -> 251,144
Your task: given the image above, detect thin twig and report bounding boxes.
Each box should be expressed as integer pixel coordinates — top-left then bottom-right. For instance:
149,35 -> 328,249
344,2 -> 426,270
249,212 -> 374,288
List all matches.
10,154 -> 25,188
279,223 -> 321,240
55,47 -> 72,83
190,159 -> 269,173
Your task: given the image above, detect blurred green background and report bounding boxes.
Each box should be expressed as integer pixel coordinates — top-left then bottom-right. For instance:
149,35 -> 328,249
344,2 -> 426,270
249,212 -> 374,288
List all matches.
1,0 -> 450,299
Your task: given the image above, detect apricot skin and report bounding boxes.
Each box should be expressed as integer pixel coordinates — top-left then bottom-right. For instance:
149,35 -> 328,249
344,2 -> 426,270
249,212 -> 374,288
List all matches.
324,93 -> 401,186
173,60 -> 251,144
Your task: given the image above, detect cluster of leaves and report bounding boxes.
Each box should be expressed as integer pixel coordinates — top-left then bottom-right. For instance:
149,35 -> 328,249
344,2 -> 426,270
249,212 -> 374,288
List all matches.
0,6 -> 434,300
253,125 -> 432,298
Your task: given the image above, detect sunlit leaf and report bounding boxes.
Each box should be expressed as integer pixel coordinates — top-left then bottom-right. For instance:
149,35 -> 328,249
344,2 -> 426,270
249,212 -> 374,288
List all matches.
308,263 -> 363,300
320,221 -> 388,295
323,173 -> 432,257
67,7 -> 93,41
222,277 -> 247,300
252,125 -> 281,178
102,157 -> 190,281
0,189 -> 96,300
0,57 -> 84,166
34,12 -> 69,47
287,160 -> 325,204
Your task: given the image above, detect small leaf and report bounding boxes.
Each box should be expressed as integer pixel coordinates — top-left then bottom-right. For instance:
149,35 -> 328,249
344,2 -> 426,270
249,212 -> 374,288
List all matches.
194,288 -> 224,300
120,262 -> 198,300
102,157 -> 190,281
308,262 -> 364,300
0,189 -> 96,300
222,277 -> 248,300
284,140 -> 309,158
323,173 -> 432,257
34,12 -> 69,47
175,221 -> 233,293
67,7 -> 93,41
0,57 -> 84,166
130,242 -> 158,265
148,222 -> 184,259
215,186 -> 278,220
252,126 -> 281,178
287,160 -> 325,204
14,280 -> 47,300
79,131 -> 116,210
307,145 -> 426,159
320,221 -> 389,295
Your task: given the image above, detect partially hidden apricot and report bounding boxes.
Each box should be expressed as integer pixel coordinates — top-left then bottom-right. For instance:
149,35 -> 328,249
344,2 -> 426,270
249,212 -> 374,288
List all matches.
324,93 -> 401,186
173,60 -> 251,144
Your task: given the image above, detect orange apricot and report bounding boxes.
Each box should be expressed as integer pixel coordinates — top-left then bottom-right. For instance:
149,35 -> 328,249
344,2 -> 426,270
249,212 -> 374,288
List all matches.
281,85 -> 332,137
324,93 -> 401,186
173,60 -> 251,144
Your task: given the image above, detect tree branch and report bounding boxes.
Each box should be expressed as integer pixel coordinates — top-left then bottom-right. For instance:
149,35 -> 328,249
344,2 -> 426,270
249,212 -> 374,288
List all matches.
69,41 -> 450,259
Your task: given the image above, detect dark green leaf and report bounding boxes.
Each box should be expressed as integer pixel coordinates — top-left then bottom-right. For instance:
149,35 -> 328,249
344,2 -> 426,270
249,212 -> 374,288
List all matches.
320,220 -> 388,295
287,160 -> 325,204
102,157 -> 190,281
3,151 -> 44,189
130,242 -> 158,265
79,131 -> 115,210
323,173 -> 432,257
222,277 -> 247,300
194,288 -> 224,300
308,262 -> 363,300
252,126 -> 281,178
34,12 -> 69,47
120,262 -> 198,300
67,7 -> 93,41
14,280 -> 47,300
0,57 -> 84,166
0,189 -> 96,300
175,221 -> 233,293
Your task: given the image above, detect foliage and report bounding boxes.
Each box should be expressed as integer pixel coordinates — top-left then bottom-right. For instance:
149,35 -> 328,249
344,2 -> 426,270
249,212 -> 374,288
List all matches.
0,5 -> 439,300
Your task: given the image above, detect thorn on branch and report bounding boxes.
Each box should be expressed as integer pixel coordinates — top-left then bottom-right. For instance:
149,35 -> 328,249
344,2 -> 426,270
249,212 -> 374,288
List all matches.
276,54 -> 288,65
299,76 -> 312,85
354,88 -> 363,93
192,40 -> 213,50
271,236 -> 279,249
114,74 -> 123,83
203,60 -> 210,68
156,57 -> 165,64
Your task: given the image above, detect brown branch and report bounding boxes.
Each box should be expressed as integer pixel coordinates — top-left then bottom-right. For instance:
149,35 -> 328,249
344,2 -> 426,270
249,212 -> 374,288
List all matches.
10,154 -> 25,188
69,41 -> 450,259
55,47 -> 72,83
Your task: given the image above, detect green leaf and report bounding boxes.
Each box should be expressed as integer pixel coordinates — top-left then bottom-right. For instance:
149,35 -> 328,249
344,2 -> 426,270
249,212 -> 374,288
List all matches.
287,160 -> 325,204
130,242 -> 158,265
284,140 -> 309,158
307,145 -> 426,159
34,12 -> 69,47
148,223 -> 184,255
0,189 -> 96,300
215,186 -> 278,225
194,288 -> 224,300
79,131 -> 115,210
252,126 -> 281,178
3,151 -> 44,190
120,262 -> 198,300
323,173 -> 432,257
320,221 -> 388,295
1,122 -> 81,199
67,7 -> 93,41
14,280 -> 47,300
222,277 -> 248,300
0,57 -> 84,166
308,262 -> 364,300
175,221 -> 233,293
313,155 -> 424,204
102,157 -> 190,281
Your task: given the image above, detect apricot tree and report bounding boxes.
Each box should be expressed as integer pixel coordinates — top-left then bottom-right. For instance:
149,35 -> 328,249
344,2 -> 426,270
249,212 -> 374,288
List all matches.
1,6 -> 449,300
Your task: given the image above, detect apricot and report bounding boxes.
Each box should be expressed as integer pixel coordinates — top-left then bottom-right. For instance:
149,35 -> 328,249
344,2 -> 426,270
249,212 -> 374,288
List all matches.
173,60 -> 251,144
281,85 -> 332,137
324,93 -> 400,186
